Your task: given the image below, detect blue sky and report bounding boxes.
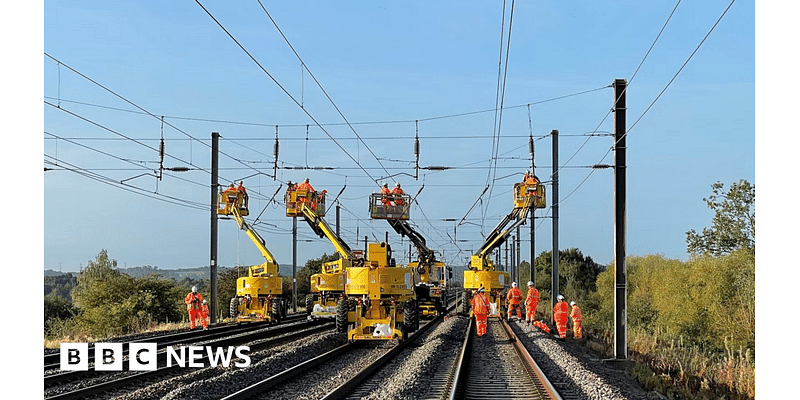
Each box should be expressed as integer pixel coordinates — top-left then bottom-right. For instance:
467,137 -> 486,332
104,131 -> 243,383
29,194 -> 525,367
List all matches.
38,1 -> 757,277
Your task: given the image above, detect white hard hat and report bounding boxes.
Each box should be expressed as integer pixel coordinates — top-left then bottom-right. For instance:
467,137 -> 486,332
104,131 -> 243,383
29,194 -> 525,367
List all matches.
478,286 -> 485,293
512,282 -> 517,287
191,286 -> 197,293
202,300 -> 207,304
570,301 -> 576,307
304,178 -> 309,182
557,294 -> 564,301
527,281 -> 533,286
395,183 -> 401,187
237,180 -> 243,185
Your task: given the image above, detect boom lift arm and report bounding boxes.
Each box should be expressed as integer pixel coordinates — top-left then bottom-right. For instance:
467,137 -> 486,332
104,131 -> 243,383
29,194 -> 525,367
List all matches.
231,205 -> 279,271
387,219 -> 436,265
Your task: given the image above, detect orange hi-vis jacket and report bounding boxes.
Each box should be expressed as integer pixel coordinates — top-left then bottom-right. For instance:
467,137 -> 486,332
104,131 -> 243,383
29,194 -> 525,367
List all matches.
525,287 -> 540,307
297,182 -> 314,192
533,320 -> 550,333
570,304 -> 582,323
506,287 -> 522,306
185,292 -> 203,311
471,292 -> 490,316
200,303 -> 210,318
554,300 -> 569,320
391,187 -> 405,205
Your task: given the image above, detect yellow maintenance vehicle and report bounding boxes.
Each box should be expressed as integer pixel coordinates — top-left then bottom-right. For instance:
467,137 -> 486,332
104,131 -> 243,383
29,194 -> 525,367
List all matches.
462,176 -> 546,317
288,185 -> 416,341
218,185 -> 288,323
369,191 -> 452,319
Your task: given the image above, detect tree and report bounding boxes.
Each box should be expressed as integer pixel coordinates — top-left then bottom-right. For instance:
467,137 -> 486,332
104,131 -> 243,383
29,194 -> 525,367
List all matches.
686,179 -> 755,256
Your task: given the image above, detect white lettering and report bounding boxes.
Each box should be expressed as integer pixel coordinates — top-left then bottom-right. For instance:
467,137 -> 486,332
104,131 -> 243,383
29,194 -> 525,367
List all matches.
234,346 -> 251,368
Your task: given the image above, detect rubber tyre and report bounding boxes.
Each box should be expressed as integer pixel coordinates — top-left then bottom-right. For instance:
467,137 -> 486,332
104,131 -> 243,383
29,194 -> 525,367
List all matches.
305,294 -> 314,318
404,299 -> 418,333
461,290 -> 471,315
229,297 -> 239,321
336,298 -> 349,334
271,298 -> 282,323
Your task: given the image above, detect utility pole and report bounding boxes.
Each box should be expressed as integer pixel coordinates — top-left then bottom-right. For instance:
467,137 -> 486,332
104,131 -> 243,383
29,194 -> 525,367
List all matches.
529,132 -> 536,287
209,132 -> 219,324
613,79 -> 628,360
516,226 -> 521,284
551,129 -> 559,318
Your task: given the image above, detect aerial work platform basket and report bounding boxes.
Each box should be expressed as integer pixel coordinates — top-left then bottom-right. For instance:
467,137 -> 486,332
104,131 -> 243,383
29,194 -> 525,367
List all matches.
286,188 -> 327,217
369,192 -> 410,220
218,187 -> 248,216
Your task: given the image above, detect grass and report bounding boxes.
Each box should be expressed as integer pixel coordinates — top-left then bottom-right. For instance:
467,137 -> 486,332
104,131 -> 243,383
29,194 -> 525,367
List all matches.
585,326 -> 755,400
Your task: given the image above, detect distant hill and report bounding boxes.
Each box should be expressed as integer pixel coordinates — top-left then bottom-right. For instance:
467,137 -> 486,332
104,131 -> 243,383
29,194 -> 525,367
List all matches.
44,265 -> 296,281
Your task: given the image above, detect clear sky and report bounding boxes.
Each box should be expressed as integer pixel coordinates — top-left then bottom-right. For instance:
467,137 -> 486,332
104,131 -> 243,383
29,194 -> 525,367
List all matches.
39,1 -> 756,275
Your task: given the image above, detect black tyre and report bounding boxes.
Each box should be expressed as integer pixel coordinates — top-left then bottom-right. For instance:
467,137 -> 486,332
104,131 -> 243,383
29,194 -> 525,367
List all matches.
229,297 -> 239,321
404,299 -> 418,333
305,294 -> 314,318
271,298 -> 282,323
336,298 -> 349,333
460,290 -> 471,315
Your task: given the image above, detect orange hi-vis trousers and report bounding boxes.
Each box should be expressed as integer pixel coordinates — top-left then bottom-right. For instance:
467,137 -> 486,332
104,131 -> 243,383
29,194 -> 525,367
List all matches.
475,314 -> 488,336
554,302 -> 569,339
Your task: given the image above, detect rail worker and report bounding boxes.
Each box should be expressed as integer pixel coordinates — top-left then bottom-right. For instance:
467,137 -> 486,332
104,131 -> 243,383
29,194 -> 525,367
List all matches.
570,301 -> 583,339
506,282 -> 522,320
298,177 -> 314,192
185,286 -> 204,330
236,180 -> 248,211
471,286 -> 491,337
553,294 -> 569,339
525,281 -> 540,324
380,183 -> 391,207
200,300 -> 210,330
391,183 -> 405,206
524,170 -> 538,185
534,320 -> 550,333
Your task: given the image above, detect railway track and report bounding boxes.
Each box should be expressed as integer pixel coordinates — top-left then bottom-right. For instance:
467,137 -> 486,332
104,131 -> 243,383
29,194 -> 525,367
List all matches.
450,316 -> 562,400
44,316 -> 329,400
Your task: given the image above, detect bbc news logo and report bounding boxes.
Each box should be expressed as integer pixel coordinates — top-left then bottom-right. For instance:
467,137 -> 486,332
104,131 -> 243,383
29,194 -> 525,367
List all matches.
60,343 -> 251,371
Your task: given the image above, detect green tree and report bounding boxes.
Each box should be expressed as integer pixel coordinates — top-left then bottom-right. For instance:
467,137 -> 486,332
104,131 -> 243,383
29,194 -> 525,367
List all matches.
71,250 -> 184,337
686,179 -> 755,256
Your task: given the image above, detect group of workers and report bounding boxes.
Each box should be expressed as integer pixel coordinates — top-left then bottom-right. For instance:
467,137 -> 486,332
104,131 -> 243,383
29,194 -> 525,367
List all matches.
185,286 -> 209,330
470,281 -> 582,340
222,180 -> 249,211
379,182 -> 405,207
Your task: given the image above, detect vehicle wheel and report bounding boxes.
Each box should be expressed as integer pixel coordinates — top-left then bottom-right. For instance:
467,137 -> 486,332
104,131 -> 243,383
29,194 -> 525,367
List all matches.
461,290 -> 471,315
305,294 -> 314,318
271,298 -> 282,323
229,297 -> 239,321
336,298 -> 349,333
404,299 -> 417,333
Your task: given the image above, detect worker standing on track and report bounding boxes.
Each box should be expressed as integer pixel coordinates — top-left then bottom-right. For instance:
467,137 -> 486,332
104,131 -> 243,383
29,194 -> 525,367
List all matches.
200,300 -> 210,330
506,282 -> 522,320
471,286 -> 491,337
570,301 -> 583,339
185,286 -> 204,330
553,294 -> 569,339
525,281 -> 540,324
391,183 -> 404,206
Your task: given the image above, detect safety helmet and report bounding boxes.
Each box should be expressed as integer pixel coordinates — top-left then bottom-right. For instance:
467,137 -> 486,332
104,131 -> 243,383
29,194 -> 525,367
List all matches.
191,286 -> 197,293
202,300 -> 207,304
287,180 -> 292,185
512,282 -> 517,288
527,281 -> 533,287
304,178 -> 310,182
526,170 -> 530,175
557,294 -> 564,301
237,180 -> 243,185
478,286 -> 485,293
570,301 -> 576,307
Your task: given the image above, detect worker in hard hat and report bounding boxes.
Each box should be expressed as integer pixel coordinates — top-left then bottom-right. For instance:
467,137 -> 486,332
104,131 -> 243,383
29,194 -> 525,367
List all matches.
570,301 -> 583,339
380,183 -> 391,207
184,286 -> 204,330
236,180 -> 248,211
553,294 -> 569,339
391,183 -> 405,206
506,282 -> 522,320
297,178 -> 317,209
298,177 -> 314,192
200,300 -> 210,330
471,286 -> 491,337
525,281 -> 540,324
